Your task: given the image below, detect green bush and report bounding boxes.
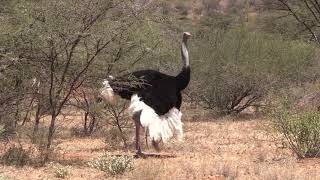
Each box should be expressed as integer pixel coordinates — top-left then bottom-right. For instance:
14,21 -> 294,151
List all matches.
272,110 -> 320,158
0,115 -> 17,138
0,125 -> 5,137
52,164 -> 70,179
0,175 -> 9,180
105,127 -> 129,149
191,27 -> 316,114
1,146 -> 31,167
89,154 -> 134,175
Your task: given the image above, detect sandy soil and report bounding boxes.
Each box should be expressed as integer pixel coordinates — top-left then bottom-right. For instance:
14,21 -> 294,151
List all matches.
0,116 -> 320,180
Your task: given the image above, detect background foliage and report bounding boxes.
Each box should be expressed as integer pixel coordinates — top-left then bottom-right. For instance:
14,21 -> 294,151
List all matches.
1,0 -> 320,164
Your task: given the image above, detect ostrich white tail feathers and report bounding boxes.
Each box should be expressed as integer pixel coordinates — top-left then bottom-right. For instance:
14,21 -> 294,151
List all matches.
100,79 -> 116,104
129,94 -> 183,143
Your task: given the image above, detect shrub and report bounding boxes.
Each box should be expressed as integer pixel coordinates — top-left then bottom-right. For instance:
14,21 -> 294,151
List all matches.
272,110 -> 320,158
202,0 -> 219,15
191,27 -> 316,114
0,125 -> 5,137
70,127 -> 86,137
1,146 -> 31,166
0,115 -> 16,138
52,164 -> 70,179
0,175 -> 9,180
102,101 -> 130,149
89,154 -> 134,175
105,127 -> 129,149
175,2 -> 191,16
30,126 -> 48,147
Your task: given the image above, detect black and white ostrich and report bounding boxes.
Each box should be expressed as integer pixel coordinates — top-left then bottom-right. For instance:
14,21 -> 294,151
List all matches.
100,32 -> 191,156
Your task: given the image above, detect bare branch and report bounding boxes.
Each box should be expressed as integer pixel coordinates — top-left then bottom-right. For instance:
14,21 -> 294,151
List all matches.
277,0 -> 320,44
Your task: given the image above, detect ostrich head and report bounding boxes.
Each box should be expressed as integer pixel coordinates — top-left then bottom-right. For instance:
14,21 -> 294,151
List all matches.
183,32 -> 191,41
181,32 -> 191,67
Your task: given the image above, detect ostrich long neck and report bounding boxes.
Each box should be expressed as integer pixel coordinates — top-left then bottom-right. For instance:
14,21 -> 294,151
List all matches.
181,39 -> 189,68
176,37 -> 190,91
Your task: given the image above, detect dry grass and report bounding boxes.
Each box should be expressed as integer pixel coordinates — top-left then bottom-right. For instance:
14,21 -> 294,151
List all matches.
1,115 -> 320,179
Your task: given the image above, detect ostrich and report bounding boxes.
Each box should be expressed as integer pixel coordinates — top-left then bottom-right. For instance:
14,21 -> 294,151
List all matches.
100,32 -> 191,156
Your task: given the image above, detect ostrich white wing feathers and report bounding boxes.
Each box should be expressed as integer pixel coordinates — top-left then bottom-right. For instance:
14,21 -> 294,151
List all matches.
129,94 -> 183,143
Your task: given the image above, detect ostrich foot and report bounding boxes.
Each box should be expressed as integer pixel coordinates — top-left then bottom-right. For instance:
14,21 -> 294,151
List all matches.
152,140 -> 161,152
134,151 -> 146,158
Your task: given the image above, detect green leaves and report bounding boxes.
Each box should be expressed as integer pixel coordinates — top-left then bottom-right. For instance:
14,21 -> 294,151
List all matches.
191,27 -> 316,114
273,110 -> 320,158
89,154 -> 134,175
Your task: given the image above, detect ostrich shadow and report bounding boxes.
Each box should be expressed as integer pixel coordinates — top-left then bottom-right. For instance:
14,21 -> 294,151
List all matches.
112,153 -> 177,159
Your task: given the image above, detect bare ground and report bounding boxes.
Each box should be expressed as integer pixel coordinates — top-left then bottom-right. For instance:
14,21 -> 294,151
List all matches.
1,116 -> 320,180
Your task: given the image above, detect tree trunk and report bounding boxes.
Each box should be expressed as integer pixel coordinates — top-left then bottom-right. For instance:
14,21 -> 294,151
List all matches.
88,114 -> 96,135
32,105 -> 41,143
84,112 -> 89,134
44,112 -> 56,162
14,103 -> 20,127
116,118 -> 128,149
22,97 -> 35,126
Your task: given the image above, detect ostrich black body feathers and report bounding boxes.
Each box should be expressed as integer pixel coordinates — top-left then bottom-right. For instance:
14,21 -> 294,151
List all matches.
108,67 -> 190,115
100,32 -> 191,155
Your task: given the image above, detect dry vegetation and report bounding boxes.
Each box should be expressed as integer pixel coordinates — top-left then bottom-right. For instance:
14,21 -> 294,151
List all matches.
2,0 -> 320,179
1,111 -> 320,179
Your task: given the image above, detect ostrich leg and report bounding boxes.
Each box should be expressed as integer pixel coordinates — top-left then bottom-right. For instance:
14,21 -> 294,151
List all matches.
132,111 -> 143,157
152,140 -> 160,152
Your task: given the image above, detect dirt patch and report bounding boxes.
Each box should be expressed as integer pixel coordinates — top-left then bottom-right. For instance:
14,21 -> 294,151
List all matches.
1,118 -> 320,179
